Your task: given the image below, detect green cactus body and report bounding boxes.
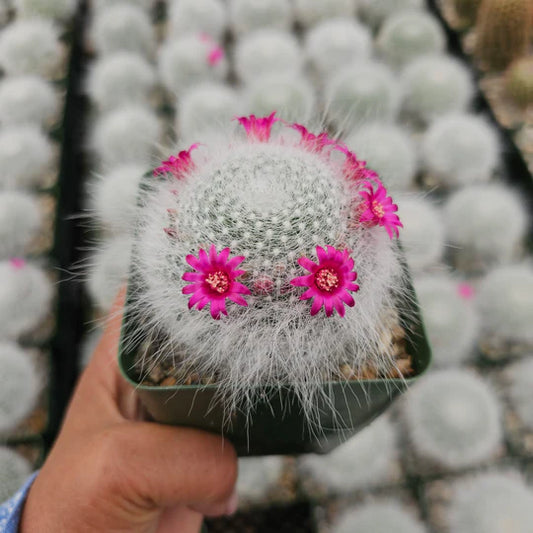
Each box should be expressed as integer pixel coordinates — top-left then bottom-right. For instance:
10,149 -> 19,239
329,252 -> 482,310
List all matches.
506,57 -> 533,107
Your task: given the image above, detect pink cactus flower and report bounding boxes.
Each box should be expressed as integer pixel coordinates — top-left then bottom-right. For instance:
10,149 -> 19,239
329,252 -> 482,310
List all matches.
9,257 -> 26,270
236,112 -> 278,142
182,245 -> 251,319
359,181 -> 403,239
457,282 -> 475,300
335,144 -> 379,182
291,123 -> 335,153
153,143 -> 199,178
207,45 -> 224,66
291,245 -> 359,317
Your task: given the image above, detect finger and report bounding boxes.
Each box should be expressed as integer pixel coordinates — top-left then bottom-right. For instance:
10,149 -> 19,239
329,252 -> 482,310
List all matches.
189,489 -> 238,517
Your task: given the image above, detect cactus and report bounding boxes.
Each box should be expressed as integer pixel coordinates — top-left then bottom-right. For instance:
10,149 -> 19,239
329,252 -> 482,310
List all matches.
422,114 -> 499,187
0,125 -> 53,190
444,184 -> 528,268
414,275 -> 479,366
234,29 -> 303,85
305,18 -> 372,79
507,357 -> 533,430
244,75 -> 315,123
91,105 -> 162,168
0,447 -> 32,501
331,500 -> 427,533
298,416 -> 397,493
90,3 -> 155,58
448,471 -> 533,533
91,0 -> 154,11
79,327 -> 104,369
505,57 -> 533,108
129,114 -> 407,423
358,0 -> 424,31
236,456 -> 284,504
14,0 -> 76,20
453,0 -> 482,26
0,191 -> 42,259
325,60 -> 400,131
474,0 -> 532,71
0,342 -> 40,434
401,55 -> 474,123
403,369 -> 502,469
395,196 -> 445,271
376,11 -> 445,68
86,52 -> 155,112
0,75 -> 58,127
0,18 -> 62,76
158,34 -> 228,96
293,0 -> 356,28
167,0 -> 226,41
229,0 -> 292,35
346,124 -> 417,190
476,263 -> 533,344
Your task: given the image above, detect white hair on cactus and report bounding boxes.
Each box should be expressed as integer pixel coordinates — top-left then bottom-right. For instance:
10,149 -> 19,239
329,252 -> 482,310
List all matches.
414,274 -> 479,366
476,263 -> 533,344
0,260 -> 53,339
178,83 -> 241,138
0,447 -> 32,501
0,126 -> 54,190
236,456 -> 284,503
403,369 -> 502,469
298,415 -> 397,493
229,0 -> 292,36
234,29 -> 303,85
444,184 -> 527,266
159,34 -> 228,96
90,3 -> 155,57
395,195 -> 445,271
507,357 -> 533,429
0,342 -> 40,434
422,114 -> 499,186
376,10 -> 445,68
130,117 -> 408,425
14,0 -> 77,20
401,55 -> 474,123
331,500 -> 427,533
358,0 -> 425,31
90,164 -> 146,234
244,75 -> 315,123
91,0 -> 154,11
293,0 -> 356,28
0,75 -> 58,127
87,237 -> 132,312
346,124 -> 417,190
0,191 -> 42,259
86,52 -> 155,111
325,60 -> 400,131
0,18 -> 62,76
90,105 -> 161,168
448,471 -> 533,533
305,18 -> 372,79
167,0 -> 227,40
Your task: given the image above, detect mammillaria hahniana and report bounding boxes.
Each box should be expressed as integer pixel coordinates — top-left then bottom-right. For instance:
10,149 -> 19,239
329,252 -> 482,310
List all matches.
293,0 -> 357,28
229,0 -> 292,35
167,0 -> 227,41
0,447 -> 32,501
14,0 -> 77,20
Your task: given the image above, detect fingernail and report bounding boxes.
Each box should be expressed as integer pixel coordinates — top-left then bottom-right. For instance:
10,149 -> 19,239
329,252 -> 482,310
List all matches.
224,491 -> 239,516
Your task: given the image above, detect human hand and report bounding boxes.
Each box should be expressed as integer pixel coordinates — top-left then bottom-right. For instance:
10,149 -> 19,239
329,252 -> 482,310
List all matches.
20,288 -> 238,533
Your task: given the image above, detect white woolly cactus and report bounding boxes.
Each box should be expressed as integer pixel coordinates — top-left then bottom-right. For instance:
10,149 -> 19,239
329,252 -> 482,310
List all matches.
90,3 -> 155,57
244,75 -> 315,123
507,357 -> 533,429
414,275 -> 479,366
346,124 -> 417,190
325,61 -> 400,131
167,0 -> 226,40
229,0 -> 292,35
0,125 -> 53,190
178,83 -> 241,138
476,263 -> 533,344
159,34 -> 228,96
403,369 -> 502,469
401,55 -> 474,123
293,0 -> 357,28
304,18 -> 372,79
0,342 -> 40,434
130,114 -> 407,422
0,75 -> 58,127
448,471 -> 533,533
0,259 -> 53,339
298,416 -> 398,494
234,29 -> 303,85
0,18 -> 62,77
422,114 -> 499,186
358,0 -> 425,31
331,500 -> 427,533
376,10 -> 446,68
0,447 -> 32,501
90,105 -> 162,167
91,0 -> 154,11
86,52 -> 155,111
236,456 -> 284,504
0,191 -> 42,258
14,0 -> 77,20
444,184 -> 528,268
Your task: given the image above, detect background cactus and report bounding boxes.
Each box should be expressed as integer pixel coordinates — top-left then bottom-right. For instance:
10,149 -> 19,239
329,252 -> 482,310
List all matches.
358,0 -> 425,31
0,447 -> 32,501
507,357 -> 533,430
229,0 -> 292,36
505,56 -> 533,108
167,0 -> 227,40
293,0 -> 356,28
13,0 -> 77,20
236,456 -> 285,504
